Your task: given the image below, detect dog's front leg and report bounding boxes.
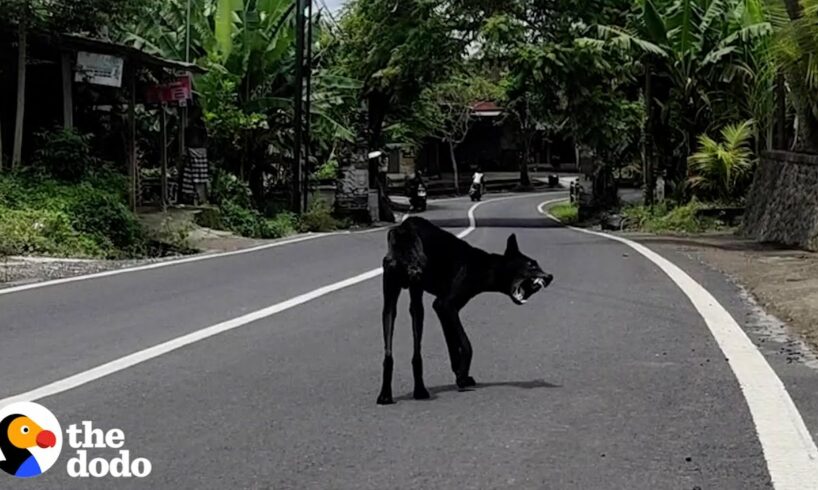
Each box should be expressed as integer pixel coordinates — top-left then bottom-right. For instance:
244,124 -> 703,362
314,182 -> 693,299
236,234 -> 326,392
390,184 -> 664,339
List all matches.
409,286 -> 430,400
377,271 -> 401,405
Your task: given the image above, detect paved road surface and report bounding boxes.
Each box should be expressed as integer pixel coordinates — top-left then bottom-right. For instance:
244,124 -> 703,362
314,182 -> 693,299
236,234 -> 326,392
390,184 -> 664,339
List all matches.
2,192 -> 817,489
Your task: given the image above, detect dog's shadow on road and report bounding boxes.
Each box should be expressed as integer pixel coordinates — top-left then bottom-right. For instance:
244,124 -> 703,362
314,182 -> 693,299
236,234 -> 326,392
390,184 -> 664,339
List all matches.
395,379 -> 561,401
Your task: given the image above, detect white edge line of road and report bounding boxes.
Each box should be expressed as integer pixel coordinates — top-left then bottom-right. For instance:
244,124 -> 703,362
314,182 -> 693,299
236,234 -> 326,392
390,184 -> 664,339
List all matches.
0,193 -> 488,296
539,198 -> 818,490
0,192 -> 551,408
0,191 -> 561,296
0,232 -> 336,297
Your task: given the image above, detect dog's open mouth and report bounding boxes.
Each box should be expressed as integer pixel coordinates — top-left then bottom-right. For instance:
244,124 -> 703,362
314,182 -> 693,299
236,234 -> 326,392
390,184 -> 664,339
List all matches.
510,276 -> 552,305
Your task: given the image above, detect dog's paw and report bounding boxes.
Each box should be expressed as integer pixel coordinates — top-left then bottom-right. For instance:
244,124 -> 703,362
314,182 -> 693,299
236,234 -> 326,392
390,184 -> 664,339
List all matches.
413,387 -> 431,400
456,376 -> 477,389
376,393 -> 395,405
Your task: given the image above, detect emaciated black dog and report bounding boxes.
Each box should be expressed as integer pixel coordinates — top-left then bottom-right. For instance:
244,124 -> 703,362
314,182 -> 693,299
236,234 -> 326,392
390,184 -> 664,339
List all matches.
378,217 -> 554,404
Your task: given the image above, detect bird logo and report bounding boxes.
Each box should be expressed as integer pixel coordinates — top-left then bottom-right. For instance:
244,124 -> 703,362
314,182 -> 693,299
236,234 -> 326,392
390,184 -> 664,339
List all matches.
0,402 -> 62,479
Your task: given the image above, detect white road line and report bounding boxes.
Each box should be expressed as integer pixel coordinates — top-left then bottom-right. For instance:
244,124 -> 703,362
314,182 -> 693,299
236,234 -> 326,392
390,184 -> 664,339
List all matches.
537,198 -> 570,222
0,192 -> 550,407
538,200 -> 818,490
0,233 -> 335,297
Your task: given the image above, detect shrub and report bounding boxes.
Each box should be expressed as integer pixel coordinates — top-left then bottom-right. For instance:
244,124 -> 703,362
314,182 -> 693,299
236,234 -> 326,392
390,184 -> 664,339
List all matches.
32,128 -> 98,182
313,159 -> 338,181
299,202 -> 349,232
0,174 -> 146,258
0,206 -> 103,257
622,200 -> 721,234
263,212 -> 298,238
68,191 -> 146,256
219,200 -> 264,238
210,169 -> 253,208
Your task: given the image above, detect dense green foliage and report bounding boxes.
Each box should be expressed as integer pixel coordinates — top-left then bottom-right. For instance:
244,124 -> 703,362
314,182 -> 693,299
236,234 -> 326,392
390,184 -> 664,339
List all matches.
623,200 -> 722,233
4,0 -> 816,251
0,174 -> 146,258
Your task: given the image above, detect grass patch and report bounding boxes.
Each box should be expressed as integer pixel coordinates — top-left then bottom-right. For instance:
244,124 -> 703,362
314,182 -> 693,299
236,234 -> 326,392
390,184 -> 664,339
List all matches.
0,173 -> 146,258
548,202 -> 578,224
622,200 -> 723,234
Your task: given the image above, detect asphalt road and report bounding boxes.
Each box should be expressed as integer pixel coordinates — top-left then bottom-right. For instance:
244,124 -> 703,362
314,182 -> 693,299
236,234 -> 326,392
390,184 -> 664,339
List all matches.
2,192 -> 817,489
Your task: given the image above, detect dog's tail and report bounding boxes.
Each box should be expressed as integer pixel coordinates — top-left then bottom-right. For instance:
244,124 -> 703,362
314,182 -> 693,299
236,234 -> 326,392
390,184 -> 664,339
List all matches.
384,222 -> 426,282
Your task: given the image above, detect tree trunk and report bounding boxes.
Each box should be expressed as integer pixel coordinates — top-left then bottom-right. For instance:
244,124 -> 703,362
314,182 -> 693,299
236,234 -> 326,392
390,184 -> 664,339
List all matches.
0,99 -> 4,171
448,140 -> 459,194
12,23 -> 27,169
366,92 -> 394,222
776,73 -> 786,150
520,134 -> 531,188
784,0 -> 802,19
643,62 -> 655,206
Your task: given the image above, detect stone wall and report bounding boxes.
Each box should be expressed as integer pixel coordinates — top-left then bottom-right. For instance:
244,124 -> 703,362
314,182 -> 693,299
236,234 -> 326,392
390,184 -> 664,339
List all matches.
742,151 -> 818,250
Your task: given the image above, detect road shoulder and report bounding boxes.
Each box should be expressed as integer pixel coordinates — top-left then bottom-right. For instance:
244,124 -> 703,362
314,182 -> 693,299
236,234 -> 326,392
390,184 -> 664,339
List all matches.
635,236 -> 818,457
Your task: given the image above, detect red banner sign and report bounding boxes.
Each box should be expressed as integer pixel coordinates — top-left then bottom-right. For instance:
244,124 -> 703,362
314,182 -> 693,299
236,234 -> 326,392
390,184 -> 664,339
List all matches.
146,75 -> 192,105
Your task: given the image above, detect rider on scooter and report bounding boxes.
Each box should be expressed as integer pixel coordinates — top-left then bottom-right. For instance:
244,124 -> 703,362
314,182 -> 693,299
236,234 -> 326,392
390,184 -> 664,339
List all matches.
471,166 -> 485,196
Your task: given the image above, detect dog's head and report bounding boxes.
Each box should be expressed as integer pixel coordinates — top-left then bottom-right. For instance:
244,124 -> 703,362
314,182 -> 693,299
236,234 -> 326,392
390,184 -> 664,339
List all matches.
501,234 -> 553,305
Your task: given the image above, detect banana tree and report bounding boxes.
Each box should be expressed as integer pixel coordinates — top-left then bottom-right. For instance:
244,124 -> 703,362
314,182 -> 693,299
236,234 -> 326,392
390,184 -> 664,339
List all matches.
120,0 -> 359,205
596,0 -> 771,187
767,0 -> 818,152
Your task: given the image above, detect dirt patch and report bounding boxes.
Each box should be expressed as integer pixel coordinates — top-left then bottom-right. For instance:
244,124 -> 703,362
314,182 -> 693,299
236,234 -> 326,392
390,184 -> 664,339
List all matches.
628,232 -> 818,350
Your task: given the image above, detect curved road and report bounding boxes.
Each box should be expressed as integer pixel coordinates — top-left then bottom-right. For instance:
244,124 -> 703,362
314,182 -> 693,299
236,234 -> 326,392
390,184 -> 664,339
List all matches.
1,192 -> 817,489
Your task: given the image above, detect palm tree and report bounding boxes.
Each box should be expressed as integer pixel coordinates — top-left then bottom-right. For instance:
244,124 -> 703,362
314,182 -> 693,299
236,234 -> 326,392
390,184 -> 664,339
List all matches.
688,119 -> 756,202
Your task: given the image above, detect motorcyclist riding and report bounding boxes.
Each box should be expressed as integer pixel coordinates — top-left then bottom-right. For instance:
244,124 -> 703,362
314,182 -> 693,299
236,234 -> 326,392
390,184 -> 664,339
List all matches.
469,168 -> 485,201
406,169 -> 428,211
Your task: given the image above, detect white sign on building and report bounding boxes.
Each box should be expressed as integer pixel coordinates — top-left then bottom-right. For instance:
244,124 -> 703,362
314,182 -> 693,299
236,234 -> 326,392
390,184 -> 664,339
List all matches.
74,52 -> 124,88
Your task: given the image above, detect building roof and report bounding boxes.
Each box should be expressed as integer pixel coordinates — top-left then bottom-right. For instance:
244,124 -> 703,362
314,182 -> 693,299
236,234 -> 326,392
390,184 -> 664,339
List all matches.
471,101 -> 503,117
50,33 -> 205,73
0,27 -> 205,74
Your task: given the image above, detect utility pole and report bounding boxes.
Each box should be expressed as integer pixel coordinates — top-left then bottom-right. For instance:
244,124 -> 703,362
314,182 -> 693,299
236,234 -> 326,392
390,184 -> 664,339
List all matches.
292,0 -> 306,213
302,0 -> 313,213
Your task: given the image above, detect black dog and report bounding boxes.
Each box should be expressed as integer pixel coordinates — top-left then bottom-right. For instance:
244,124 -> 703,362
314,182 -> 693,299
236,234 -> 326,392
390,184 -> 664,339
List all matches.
377,217 -> 553,405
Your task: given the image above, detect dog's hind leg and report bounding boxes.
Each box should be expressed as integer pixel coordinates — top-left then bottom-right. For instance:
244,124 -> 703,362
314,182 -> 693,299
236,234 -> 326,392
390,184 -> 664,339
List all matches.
453,317 -> 476,388
433,298 -> 476,390
377,269 -> 401,405
409,285 -> 430,400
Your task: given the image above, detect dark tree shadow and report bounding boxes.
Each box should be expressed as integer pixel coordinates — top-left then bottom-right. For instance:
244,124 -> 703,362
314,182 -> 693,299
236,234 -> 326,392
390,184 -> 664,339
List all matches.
395,379 -> 561,401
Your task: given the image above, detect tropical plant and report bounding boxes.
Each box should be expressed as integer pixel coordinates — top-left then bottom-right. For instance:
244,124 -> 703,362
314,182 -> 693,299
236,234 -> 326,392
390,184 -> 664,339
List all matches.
767,0 -> 818,152
121,0 -> 360,207
688,120 -> 756,202
594,0 -> 772,189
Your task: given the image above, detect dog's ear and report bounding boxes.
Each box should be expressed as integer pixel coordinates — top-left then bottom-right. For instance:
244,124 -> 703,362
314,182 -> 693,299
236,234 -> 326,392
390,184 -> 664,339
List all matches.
505,234 -> 520,257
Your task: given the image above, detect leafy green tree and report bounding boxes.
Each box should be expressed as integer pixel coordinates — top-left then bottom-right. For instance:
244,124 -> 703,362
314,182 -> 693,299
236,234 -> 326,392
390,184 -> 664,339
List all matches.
472,0 -> 637,187
420,74 -> 503,192
338,0 -> 468,150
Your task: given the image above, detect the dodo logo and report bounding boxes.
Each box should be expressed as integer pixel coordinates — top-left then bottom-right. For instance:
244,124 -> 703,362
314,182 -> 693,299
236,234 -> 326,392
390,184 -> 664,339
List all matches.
0,402 -> 62,479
